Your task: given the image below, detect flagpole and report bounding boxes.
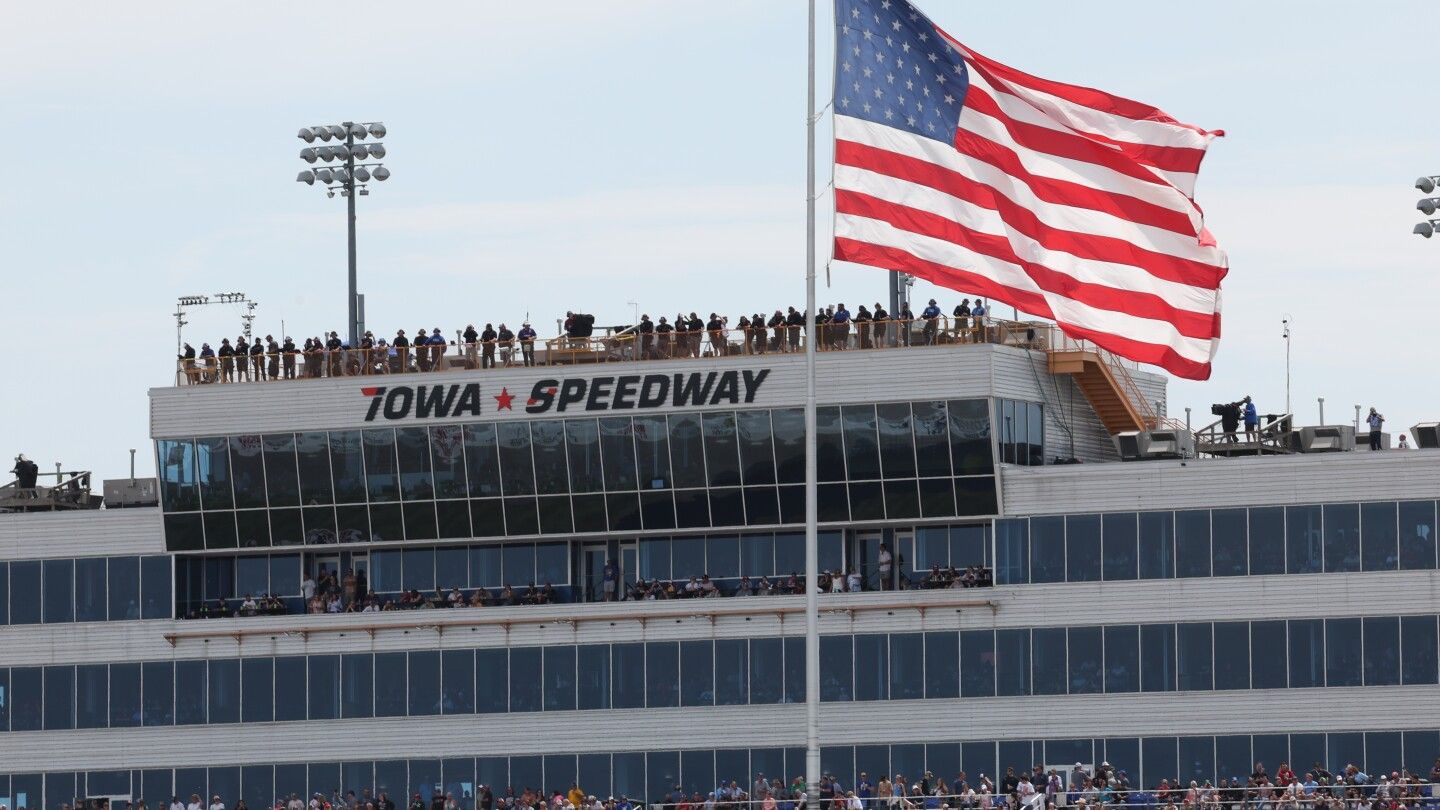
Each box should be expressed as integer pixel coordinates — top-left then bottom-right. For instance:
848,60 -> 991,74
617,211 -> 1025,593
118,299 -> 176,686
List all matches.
803,0 -> 821,808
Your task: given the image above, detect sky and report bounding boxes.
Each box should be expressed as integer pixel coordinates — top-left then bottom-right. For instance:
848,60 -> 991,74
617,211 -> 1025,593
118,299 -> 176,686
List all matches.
2,0 -> 1435,483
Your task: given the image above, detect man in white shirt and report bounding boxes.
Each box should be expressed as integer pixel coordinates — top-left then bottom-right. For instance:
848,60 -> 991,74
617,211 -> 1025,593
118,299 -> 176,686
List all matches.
168,796 -> 183,810
209,795 -> 226,810
187,794 -> 203,810
878,544 -> 893,590
302,573 -> 316,601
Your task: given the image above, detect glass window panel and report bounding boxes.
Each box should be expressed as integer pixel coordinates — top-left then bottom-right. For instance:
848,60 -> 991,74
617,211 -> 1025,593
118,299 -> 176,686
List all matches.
602,492 -> 640,531
1139,511 -> 1175,579
1066,514 -> 1101,582
820,635 -> 854,701
1286,504 -> 1322,574
887,632 -> 922,700
1288,619 -> 1324,688
143,556 -> 173,620
645,641 -> 679,708
0,561 -> 8,624
737,410 -> 777,486
925,631 -> 960,699
9,560 -> 39,625
268,507 -> 303,547
1031,627 -> 1066,695
1102,512 -> 1138,580
1401,615 -> 1438,685
599,418 -> 638,491
43,559 -> 74,623
771,408 -> 806,484
568,493 -> 605,534
1140,737 -> 1178,791
332,504 -> 368,545
1141,624 -> 1176,692
1366,732 -> 1401,779
196,436 -> 233,510
1323,503 -> 1361,573
242,765 -> 273,810
363,429 -> 400,502
995,628 -> 1030,696
436,499 -> 471,539
1361,501 -> 1399,571
815,406 -> 846,483
1211,508 -> 1247,576
951,524 -> 988,568
159,438 -> 200,511
460,424 -> 502,498
1026,401 -> 1045,464
854,634 -> 888,701
1175,507 -> 1209,576
530,421 -> 569,495
577,644 -> 611,711
535,543 -> 566,586
1249,506 -> 1286,575
509,647 -> 541,712
783,635 -> 805,703
994,518 -> 1028,585
816,483 -> 850,524
612,642 -> 645,710
842,405 -> 882,480
680,640 -> 714,707
1177,622 -> 1214,691
496,422 -> 536,496
1029,516 -> 1065,583
564,419 -> 603,494
423,425 -> 467,500
1325,617 -> 1362,687
503,497 -> 539,536
402,548 -> 436,592
702,412 -> 742,487
307,654 -> 339,721
847,481 -> 884,522
917,476 -> 955,518
76,664 -> 107,729
999,398 -> 1017,464
174,659 -> 207,725
408,650 -> 441,716
1327,733 -> 1363,776
1363,616 -> 1400,686
668,414 -> 707,489
263,433 -> 300,508
240,657 -> 273,723
707,536 -> 739,579
960,629 -> 995,697
1399,500 -> 1437,570
543,646 -> 576,711
1178,736 -> 1214,786
679,750 -> 714,800
708,487 -> 745,528
948,399 -> 993,474
632,415 -> 672,489
374,652 -> 407,717
1068,626 -> 1103,694
537,494 -> 573,534
341,653 -> 374,719
640,537 -> 672,580
1404,730 -> 1440,779
646,751 -> 679,806
750,637 -> 783,705
293,431 -> 334,505
612,752 -> 645,804
820,531 -> 845,575
911,401 -> 952,478
43,665 -> 75,730
469,498 -> 504,538
328,430 -> 367,504
1215,736 -> 1252,787
235,555 -> 268,600
671,536 -> 705,580
395,427 -> 434,501
273,656 -> 306,721
714,638 -> 747,706
1214,621 -> 1250,691
475,648 -> 508,714
165,511 -> 206,551
876,403 -> 918,479
142,661 -> 174,726
882,480 -> 919,520
74,557 -> 105,622
1250,620 -> 1287,689
10,666 -> 40,731
202,509 -> 238,550
740,532 -> 775,577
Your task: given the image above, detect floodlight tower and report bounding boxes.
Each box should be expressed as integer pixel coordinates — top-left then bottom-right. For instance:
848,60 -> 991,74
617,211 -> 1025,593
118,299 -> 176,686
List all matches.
1413,175 -> 1440,238
296,122 -> 391,347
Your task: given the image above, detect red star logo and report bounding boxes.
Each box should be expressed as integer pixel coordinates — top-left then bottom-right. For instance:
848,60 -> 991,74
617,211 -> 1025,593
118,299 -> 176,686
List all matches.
494,387 -> 515,410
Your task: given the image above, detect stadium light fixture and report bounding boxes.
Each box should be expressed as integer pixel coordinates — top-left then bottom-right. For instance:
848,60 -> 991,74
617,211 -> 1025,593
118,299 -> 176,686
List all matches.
294,120 -> 391,347
1419,198 -> 1440,216
1413,175 -> 1440,237
1416,221 -> 1437,239
1417,176 -> 1439,194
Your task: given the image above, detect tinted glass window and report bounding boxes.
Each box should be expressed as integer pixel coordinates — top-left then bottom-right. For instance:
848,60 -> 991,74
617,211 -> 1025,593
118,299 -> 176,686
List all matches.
273,657 -> 306,721
308,654 -> 339,720
842,405 -> 882,480
1102,512 -> 1138,580
1249,506 -> 1285,575
74,557 -> 106,622
1323,503 -> 1361,573
426,425 -> 468,500
328,431 -> 366,503
577,644 -> 611,711
994,518 -> 1027,585
1140,624 -> 1176,692
668,415 -> 707,489
1066,515 -> 1101,582
159,439 -> 200,511
737,410 -> 777,486
771,408 -> 806,484
496,421 -> 535,496
1213,621 -> 1250,691
1250,620 -> 1286,689
174,659 -> 207,725
633,415 -> 672,488
476,648 -> 508,713
293,431 -> 334,505
1325,617 -> 1362,687
263,433 -> 300,507
509,647 -> 541,712
1399,500 -> 1436,570
564,419 -> 603,494
76,664 -> 107,729
749,636 -> 782,705
855,634 -> 889,701
924,631 -> 959,699
1176,623 -> 1213,691
142,661 -> 174,725
531,421 -> 568,495
209,658 -> 240,724
1211,508 -> 1247,576
819,635 -> 853,701
680,640 -> 714,707
240,657 -> 273,723
1068,626 -> 1103,694
1401,615 -> 1439,685
612,642 -> 644,709
815,407 -> 845,482
42,559 -> 74,623
714,638 -> 747,705
196,436 -> 233,510
395,427 -> 435,501
43,665 -> 75,730
341,653 -> 374,719
1288,618 -> 1324,688
408,650 -> 441,715
1363,616 -> 1400,686
911,401 -> 951,478
1139,511 -> 1175,579
995,628 -> 1030,696
462,424 -> 502,497
228,435 -> 267,508
1029,516 -> 1064,583
362,429 -> 399,502
1031,627 -> 1066,695
1286,504 -> 1322,573
646,641 -> 679,708
1175,510 -> 1211,577
598,418 -> 638,492
876,403 -> 917,479
374,652 -> 407,716
141,556 -> 172,619
960,630 -> 995,697
702,412 -> 742,487
1361,501 -> 1399,571
948,399 -> 992,474
544,646 -> 577,711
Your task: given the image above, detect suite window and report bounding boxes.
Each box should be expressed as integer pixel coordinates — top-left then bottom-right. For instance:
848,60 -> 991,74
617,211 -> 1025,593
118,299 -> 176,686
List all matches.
702,412 -> 742,487
197,436 -> 233,510
263,434 -> 300,508
1323,503 -> 1361,573
1102,512 -> 1138,580
667,415 -> 706,489
362,429 -> 399,502
396,427 -> 435,501
531,421 -> 569,495
1399,500 -> 1436,570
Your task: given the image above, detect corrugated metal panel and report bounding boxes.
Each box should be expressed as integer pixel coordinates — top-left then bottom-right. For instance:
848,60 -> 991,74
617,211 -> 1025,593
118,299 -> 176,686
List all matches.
0,507 -> 163,560
2,570 -> 1433,667
0,686 -> 1433,772
1002,449 -> 1440,515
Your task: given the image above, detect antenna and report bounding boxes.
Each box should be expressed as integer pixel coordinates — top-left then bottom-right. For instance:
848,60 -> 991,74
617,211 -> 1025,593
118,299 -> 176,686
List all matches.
1281,316 -> 1292,416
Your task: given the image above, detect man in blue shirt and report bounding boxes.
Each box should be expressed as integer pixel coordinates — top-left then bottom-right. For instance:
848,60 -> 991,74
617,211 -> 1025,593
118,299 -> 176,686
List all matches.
831,303 -> 851,350
518,323 -> 538,367
970,299 -> 988,343
921,298 -> 942,344
1243,396 -> 1258,442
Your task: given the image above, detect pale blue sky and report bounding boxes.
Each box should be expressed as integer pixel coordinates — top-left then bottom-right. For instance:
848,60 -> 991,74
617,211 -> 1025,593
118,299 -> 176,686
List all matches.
2,1 -> 1434,481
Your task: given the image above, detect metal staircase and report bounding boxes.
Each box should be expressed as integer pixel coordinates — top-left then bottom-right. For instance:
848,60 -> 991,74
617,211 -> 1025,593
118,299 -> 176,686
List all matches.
1046,347 -> 1157,435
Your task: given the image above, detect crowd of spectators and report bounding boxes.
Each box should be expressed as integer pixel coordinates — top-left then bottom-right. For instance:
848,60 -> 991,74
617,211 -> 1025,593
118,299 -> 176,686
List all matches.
180,564 -> 994,620
47,758 -> 1440,810
176,298 -> 1002,384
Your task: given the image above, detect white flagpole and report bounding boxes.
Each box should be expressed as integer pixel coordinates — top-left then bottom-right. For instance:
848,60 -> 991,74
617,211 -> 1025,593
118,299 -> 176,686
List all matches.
803,0 -> 821,807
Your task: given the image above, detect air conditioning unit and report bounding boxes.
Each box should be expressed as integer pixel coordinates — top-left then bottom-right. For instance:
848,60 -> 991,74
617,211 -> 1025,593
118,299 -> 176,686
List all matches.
1113,429 -> 1194,460
1412,423 -> 1440,449
103,477 -> 159,508
1290,425 -> 1355,453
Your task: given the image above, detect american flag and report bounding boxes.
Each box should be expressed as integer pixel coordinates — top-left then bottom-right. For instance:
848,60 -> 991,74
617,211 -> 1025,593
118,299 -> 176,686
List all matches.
831,0 -> 1227,380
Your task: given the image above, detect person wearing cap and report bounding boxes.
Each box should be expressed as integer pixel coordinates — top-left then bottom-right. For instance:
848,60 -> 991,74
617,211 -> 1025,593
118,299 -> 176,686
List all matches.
428,327 -> 446,370
921,298 -> 942,344
217,338 -> 235,382
233,335 -> 250,381
479,323 -> 497,369
463,324 -> 479,367
495,323 -> 514,366
322,331 -> 341,377
393,329 -> 410,372
518,322 -> 538,366
247,335 -> 265,380
415,327 -> 433,371
281,336 -> 298,379
265,335 -> 280,380
638,314 -> 655,358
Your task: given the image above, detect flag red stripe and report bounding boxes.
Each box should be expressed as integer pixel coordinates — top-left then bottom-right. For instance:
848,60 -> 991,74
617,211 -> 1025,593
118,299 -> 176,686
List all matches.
833,237 -> 1214,380
836,189 -> 1220,340
836,140 -> 1225,288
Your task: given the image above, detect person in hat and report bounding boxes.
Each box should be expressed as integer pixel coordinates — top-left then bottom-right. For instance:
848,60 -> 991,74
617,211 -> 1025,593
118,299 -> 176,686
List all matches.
518,322 -> 538,366
325,331 -> 343,377
921,298 -> 942,344
281,335 -> 298,378
218,338 -> 236,382
480,323 -> 498,368
393,329 -> 410,372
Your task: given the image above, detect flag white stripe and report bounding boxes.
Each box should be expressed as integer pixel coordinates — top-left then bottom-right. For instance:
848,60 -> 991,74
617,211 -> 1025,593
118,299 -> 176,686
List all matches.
837,211 -> 1217,363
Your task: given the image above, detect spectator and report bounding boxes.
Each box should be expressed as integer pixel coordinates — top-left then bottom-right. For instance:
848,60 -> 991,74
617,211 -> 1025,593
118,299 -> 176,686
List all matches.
1367,408 -> 1385,451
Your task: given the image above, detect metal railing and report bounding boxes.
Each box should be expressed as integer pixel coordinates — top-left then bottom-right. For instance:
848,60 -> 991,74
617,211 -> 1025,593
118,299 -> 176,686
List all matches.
173,316 -> 1063,385
1195,412 -> 1294,452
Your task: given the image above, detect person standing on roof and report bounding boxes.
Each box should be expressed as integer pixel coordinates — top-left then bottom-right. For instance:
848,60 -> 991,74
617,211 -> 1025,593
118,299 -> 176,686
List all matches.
1367,407 -> 1385,451
1243,396 -> 1258,442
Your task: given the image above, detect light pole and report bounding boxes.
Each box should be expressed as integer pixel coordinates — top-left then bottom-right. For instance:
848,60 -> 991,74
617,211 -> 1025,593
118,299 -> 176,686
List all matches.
1413,175 -> 1440,237
296,122 -> 391,347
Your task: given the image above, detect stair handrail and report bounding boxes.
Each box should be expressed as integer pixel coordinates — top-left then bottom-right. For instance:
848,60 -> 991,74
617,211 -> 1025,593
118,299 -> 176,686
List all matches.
1043,325 -> 1159,431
